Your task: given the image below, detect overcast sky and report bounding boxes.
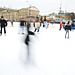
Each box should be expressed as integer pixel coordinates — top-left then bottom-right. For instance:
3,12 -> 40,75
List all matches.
0,0 -> 75,15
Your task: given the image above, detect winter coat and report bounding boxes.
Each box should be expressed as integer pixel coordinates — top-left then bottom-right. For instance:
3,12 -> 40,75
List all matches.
20,20 -> 25,26
60,22 -> 63,28
34,22 -> 40,28
43,21 -> 49,28
0,19 -> 7,27
64,25 -> 71,31
25,22 -> 35,45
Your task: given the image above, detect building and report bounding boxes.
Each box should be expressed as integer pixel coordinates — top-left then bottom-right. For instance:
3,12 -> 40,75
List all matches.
18,6 -> 39,21
0,6 -> 39,21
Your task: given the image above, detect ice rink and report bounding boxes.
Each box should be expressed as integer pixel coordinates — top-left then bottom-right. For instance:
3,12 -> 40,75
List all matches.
0,22 -> 75,75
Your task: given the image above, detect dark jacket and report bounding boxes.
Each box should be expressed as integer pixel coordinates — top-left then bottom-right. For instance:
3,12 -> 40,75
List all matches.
20,20 -> 25,26
64,25 -> 71,31
25,22 -> 35,45
0,19 -> 7,27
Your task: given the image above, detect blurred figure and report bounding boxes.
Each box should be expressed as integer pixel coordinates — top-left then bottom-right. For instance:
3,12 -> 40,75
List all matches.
20,18 -> 26,34
43,20 -> 49,29
64,21 -> 71,39
11,20 -> 13,26
0,16 -> 7,35
43,16 -> 49,29
34,17 -> 41,32
59,21 -> 63,30
25,22 -> 35,59
34,22 -> 41,32
40,16 -> 43,27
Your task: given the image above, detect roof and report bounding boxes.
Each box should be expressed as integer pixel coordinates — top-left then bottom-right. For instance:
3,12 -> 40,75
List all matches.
28,6 -> 39,11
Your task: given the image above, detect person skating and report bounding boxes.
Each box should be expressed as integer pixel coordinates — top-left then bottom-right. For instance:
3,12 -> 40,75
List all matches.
43,16 -> 49,29
59,21 -> 63,30
64,21 -> 71,39
11,20 -> 13,26
25,22 -> 35,59
0,16 -> 7,35
34,22 -> 41,32
34,17 -> 41,32
20,18 -> 26,34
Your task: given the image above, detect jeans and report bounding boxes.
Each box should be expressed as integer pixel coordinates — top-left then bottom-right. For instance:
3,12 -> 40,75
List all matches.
65,30 -> 69,38
0,26 -> 6,34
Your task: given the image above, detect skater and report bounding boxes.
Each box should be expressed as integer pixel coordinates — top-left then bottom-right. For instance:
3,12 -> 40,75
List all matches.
0,16 -> 7,35
19,18 -> 26,34
34,22 -> 41,32
43,16 -> 49,29
64,21 -> 71,39
59,21 -> 63,30
25,22 -> 35,59
43,20 -> 49,29
34,17 -> 41,32
11,20 -> 13,26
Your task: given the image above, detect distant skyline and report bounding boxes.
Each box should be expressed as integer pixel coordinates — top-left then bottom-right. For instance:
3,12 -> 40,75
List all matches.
0,0 -> 75,15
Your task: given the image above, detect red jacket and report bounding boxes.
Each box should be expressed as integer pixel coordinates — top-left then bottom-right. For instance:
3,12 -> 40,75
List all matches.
60,22 -> 63,28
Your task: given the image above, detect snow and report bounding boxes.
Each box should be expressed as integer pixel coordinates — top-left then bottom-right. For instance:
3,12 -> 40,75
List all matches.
0,22 -> 75,75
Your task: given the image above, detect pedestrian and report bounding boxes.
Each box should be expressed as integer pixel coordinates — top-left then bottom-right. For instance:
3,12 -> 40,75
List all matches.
11,20 -> 13,26
43,20 -> 49,29
64,21 -> 71,39
34,22 -> 41,32
19,18 -> 26,34
25,22 -> 35,59
59,21 -> 63,30
0,16 -> 7,35
43,16 -> 49,29
34,17 -> 41,32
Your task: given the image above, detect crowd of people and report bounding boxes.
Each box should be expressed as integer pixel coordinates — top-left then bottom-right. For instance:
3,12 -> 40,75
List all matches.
0,15 -> 75,61
0,15 -> 74,39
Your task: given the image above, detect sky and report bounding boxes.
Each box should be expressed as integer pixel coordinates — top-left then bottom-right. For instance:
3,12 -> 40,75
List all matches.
0,0 -> 75,15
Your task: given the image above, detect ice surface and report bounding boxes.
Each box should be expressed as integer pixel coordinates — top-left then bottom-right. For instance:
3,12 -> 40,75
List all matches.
0,22 -> 75,75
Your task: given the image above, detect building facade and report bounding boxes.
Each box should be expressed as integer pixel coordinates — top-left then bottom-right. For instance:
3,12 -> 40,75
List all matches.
0,6 -> 39,21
